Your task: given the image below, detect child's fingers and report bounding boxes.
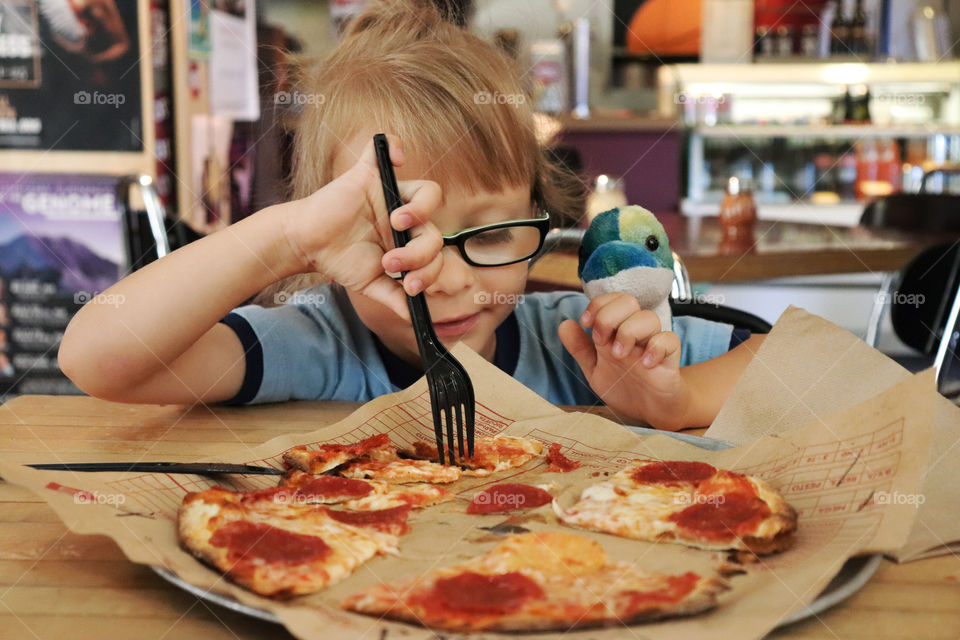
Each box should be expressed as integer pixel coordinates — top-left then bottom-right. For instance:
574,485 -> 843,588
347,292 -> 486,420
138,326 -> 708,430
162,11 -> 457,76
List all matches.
558,319 -> 597,375
392,180 -> 442,229
610,309 -> 661,359
381,223 -> 443,274
590,295 -> 641,347
579,292 -> 627,328
400,250 -> 444,296
360,273 -> 411,321
639,331 -> 681,369
357,133 -> 405,172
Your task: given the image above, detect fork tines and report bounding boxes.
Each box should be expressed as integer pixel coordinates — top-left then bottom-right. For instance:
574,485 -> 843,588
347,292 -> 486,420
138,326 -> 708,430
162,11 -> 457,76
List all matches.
373,134 -> 476,465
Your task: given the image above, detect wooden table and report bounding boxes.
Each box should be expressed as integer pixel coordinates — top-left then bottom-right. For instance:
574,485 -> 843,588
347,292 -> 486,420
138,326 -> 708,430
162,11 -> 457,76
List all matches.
529,215 -> 942,287
1,396 -> 958,640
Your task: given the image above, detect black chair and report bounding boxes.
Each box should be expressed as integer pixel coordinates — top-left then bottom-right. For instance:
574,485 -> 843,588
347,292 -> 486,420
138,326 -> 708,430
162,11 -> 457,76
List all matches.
118,175 -> 204,273
860,193 -> 960,348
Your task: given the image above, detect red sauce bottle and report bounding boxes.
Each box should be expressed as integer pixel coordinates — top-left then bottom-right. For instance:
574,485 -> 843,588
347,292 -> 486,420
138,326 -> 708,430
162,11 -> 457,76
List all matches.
718,177 -> 757,255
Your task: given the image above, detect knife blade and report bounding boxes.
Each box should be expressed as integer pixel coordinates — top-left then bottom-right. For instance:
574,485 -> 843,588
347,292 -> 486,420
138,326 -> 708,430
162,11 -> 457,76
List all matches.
26,462 -> 285,476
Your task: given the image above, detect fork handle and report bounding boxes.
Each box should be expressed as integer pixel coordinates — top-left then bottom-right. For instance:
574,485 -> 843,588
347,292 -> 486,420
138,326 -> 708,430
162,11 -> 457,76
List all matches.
373,134 -> 436,340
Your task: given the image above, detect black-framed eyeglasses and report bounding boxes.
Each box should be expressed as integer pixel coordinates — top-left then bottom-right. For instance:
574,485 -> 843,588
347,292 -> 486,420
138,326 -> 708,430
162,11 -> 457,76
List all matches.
441,211 -> 551,267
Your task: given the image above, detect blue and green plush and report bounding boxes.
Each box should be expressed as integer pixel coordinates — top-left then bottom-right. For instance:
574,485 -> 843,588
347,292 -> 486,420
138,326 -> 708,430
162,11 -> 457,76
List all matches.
578,205 -> 675,331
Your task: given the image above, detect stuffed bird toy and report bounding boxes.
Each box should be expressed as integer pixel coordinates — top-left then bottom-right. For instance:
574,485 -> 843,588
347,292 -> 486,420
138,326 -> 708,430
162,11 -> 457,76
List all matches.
578,206 -> 675,331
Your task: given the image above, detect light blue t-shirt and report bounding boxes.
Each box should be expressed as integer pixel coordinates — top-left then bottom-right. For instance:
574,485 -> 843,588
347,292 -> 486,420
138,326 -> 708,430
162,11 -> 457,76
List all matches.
221,285 -> 734,406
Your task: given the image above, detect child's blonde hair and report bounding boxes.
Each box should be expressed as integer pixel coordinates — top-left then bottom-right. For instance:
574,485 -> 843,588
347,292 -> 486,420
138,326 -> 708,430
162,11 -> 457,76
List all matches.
257,0 -> 582,305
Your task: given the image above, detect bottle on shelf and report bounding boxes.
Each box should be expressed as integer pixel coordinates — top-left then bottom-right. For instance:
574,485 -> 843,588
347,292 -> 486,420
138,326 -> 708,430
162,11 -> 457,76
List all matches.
850,0 -> 870,55
855,139 -> 880,200
830,2 -> 850,55
837,144 -> 858,200
718,177 -> 757,255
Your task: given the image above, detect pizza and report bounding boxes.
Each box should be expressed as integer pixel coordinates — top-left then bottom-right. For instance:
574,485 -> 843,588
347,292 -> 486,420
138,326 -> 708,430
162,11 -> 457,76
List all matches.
555,460 -> 797,555
178,486 -> 407,597
282,433 -> 395,474
281,470 -> 452,510
402,434 -> 543,476
339,458 -> 463,483
343,531 -> 728,631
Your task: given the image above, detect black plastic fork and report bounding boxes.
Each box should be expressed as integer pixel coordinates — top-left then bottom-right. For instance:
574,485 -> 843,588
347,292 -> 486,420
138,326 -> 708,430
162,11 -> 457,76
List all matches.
373,134 -> 475,465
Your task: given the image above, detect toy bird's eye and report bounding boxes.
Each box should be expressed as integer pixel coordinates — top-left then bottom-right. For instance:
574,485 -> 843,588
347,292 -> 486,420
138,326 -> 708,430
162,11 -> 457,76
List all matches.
645,235 -> 659,251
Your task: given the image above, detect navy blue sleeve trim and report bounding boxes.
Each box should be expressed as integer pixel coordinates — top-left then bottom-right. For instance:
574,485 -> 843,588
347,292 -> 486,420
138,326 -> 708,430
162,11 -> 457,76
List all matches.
219,312 -> 263,405
729,327 -> 751,350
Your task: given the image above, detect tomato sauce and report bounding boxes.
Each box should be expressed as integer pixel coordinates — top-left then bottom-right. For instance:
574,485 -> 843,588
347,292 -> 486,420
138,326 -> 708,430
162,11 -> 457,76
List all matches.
631,461 -> 716,485
669,493 -> 771,540
210,521 -> 331,565
546,443 -> 580,472
621,572 -> 699,609
416,571 -> 544,616
296,475 -> 373,499
325,505 -> 411,533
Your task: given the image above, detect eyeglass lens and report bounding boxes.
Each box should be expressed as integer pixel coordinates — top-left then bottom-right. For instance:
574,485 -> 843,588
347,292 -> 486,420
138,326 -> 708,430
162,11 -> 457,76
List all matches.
462,225 -> 542,266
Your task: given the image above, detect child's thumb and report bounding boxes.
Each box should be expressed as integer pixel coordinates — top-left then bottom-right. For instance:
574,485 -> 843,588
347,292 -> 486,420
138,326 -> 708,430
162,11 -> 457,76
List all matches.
559,319 -> 597,375
362,275 -> 411,322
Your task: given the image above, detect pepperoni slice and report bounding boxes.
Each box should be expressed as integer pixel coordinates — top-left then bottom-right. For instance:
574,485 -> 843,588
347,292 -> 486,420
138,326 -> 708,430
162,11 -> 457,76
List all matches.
620,572 -> 700,610
295,476 -> 373,499
546,443 -> 580,472
325,505 -> 411,534
466,483 -> 553,515
669,492 -> 771,540
210,521 -> 331,565
631,461 -> 716,486
416,571 -> 544,616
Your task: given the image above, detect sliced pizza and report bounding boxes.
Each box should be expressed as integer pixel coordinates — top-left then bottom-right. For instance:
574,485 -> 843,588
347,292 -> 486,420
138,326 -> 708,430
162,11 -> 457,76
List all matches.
555,460 -> 797,555
403,434 -> 543,476
178,486 -> 405,597
281,433 -> 396,474
343,531 -> 728,631
281,470 -> 452,510
339,458 -> 462,484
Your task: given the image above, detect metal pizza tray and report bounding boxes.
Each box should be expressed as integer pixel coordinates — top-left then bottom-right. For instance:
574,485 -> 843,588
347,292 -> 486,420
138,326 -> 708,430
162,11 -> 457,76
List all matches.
152,427 -> 884,630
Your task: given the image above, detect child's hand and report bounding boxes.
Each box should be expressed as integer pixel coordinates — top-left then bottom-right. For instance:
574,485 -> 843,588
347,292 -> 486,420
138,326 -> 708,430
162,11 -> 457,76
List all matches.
558,293 -> 691,430
280,135 -> 444,319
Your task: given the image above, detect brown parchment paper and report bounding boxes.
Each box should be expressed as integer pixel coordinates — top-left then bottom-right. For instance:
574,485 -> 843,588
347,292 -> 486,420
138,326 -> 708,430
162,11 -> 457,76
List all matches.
706,306 -> 960,561
0,320 -> 946,640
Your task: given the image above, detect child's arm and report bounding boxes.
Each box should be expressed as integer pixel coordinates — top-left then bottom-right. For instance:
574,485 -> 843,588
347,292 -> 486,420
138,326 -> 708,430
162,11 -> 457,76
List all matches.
58,137 -> 443,404
559,292 -> 764,430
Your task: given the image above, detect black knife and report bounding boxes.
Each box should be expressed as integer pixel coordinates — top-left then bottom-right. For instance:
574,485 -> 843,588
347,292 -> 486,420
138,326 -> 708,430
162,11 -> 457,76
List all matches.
26,462 -> 285,476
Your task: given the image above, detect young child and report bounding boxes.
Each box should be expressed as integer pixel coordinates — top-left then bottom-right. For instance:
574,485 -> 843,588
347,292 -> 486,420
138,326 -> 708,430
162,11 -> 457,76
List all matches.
58,0 -> 764,430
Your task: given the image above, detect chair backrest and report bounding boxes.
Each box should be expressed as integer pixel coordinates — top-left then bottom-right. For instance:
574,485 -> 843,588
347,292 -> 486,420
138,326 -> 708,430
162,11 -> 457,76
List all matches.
859,194 -> 960,233
891,241 -> 960,356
